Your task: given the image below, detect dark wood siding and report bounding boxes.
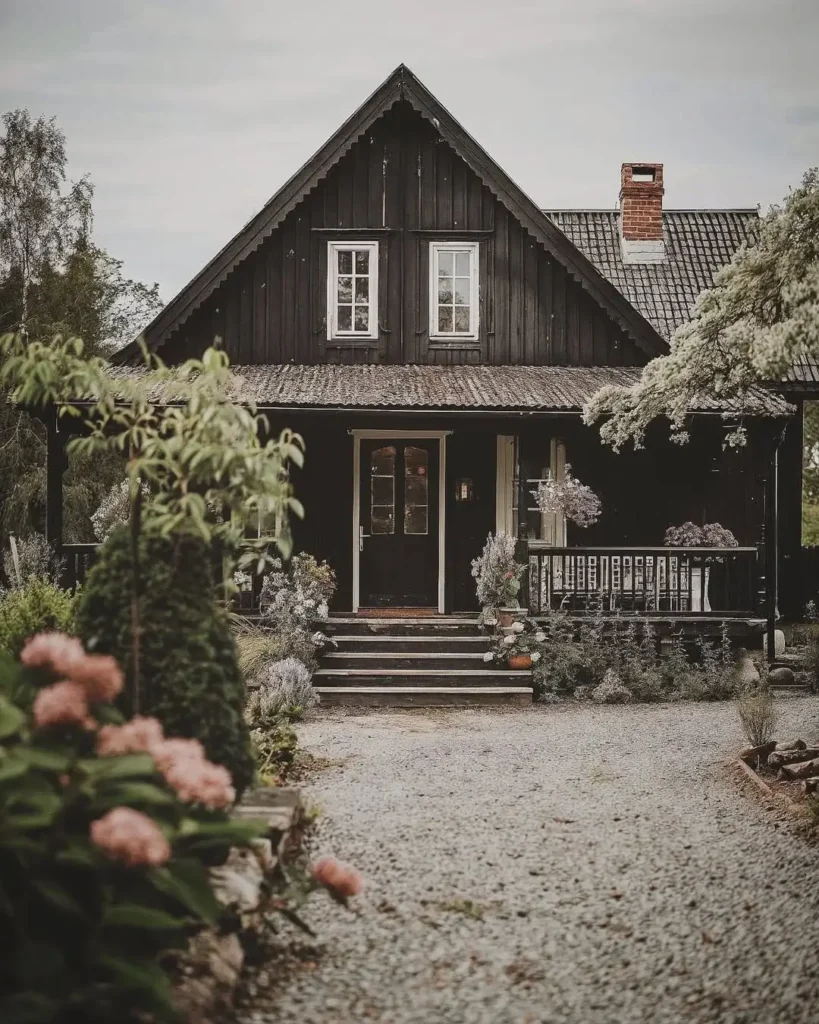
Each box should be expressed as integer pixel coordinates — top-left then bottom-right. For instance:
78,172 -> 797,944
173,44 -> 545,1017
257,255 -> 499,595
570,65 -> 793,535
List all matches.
165,102 -> 644,368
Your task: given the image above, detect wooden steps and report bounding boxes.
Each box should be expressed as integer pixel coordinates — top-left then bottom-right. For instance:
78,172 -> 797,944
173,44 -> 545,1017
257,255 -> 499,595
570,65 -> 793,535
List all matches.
316,616 -> 532,707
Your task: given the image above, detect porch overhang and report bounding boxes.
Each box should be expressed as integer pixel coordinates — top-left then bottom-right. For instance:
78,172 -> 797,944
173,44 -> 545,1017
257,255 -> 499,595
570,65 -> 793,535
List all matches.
109,363 -> 795,419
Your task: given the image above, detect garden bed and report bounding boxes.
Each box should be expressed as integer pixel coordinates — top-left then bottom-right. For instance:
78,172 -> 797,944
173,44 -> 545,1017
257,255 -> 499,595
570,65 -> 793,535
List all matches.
737,740 -> 819,817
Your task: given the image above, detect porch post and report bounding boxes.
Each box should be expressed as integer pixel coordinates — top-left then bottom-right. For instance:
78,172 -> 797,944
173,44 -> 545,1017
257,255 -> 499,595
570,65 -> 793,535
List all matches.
45,408 -> 66,554
763,430 -> 781,665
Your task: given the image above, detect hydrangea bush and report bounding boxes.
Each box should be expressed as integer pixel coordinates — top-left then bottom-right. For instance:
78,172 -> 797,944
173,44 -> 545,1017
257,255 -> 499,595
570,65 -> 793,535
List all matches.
0,633 -> 264,1024
471,532 -> 526,609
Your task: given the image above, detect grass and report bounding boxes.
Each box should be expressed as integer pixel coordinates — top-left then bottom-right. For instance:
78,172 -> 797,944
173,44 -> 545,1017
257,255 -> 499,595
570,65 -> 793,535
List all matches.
232,615 -> 285,682
736,685 -> 779,747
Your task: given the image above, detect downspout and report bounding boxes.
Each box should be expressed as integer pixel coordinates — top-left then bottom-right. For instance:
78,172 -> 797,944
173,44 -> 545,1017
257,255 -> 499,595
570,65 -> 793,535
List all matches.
765,425 -> 788,665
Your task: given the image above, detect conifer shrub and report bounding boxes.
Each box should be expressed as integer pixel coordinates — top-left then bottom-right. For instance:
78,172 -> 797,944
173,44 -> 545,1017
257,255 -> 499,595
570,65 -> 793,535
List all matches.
75,526 -> 254,798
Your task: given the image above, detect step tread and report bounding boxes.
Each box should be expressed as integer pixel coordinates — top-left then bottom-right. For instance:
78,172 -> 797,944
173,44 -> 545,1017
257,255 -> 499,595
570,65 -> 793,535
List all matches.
324,651 -> 489,660
316,687 -> 533,695
331,635 -> 488,643
315,667 -> 529,677
324,617 -> 478,626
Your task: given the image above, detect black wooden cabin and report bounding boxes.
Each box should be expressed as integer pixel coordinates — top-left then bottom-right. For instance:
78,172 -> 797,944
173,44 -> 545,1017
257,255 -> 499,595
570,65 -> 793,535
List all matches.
49,65 -> 805,643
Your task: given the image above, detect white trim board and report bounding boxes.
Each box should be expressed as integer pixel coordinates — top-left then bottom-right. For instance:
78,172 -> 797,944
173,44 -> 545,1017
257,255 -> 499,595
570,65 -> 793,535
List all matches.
350,429 -> 451,613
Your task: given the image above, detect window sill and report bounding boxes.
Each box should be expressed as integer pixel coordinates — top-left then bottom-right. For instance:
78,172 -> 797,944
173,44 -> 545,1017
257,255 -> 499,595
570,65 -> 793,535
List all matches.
428,339 -> 481,350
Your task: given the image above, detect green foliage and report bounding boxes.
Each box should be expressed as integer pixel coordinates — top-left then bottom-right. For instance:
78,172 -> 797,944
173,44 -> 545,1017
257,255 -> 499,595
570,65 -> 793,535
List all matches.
233,618 -> 287,682
585,168 -> 819,449
0,651 -> 264,1024
248,712 -> 298,783
0,578 -> 76,659
471,532 -> 525,609
2,534 -> 64,589
736,683 -> 779,747
531,610 -> 737,702
75,526 -> 255,798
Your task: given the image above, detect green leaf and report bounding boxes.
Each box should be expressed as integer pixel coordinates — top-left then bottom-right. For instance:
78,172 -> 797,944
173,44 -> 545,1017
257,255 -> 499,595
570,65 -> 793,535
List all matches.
15,747 -> 71,772
0,992 -> 58,1024
0,696 -> 25,739
103,904 -> 187,932
148,859 -> 222,925
97,954 -> 173,1010
92,781 -> 173,811
78,753 -> 157,780
176,817 -> 266,844
32,879 -> 85,917
0,755 -> 29,784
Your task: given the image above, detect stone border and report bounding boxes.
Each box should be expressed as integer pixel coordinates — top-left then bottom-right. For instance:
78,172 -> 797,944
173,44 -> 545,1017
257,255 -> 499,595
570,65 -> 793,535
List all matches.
735,758 -> 804,814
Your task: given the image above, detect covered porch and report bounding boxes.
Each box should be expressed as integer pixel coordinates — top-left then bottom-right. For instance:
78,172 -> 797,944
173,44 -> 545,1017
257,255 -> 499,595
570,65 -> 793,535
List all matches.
49,363 -> 787,640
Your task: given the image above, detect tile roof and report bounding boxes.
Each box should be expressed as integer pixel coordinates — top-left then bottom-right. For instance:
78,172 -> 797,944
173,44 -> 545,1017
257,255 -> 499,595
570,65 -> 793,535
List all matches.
109,363 -> 793,417
543,209 -> 759,343
545,209 -> 819,388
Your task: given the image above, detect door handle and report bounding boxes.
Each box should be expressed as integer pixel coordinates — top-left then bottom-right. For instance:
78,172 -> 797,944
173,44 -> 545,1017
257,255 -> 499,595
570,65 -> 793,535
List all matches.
359,525 -> 370,552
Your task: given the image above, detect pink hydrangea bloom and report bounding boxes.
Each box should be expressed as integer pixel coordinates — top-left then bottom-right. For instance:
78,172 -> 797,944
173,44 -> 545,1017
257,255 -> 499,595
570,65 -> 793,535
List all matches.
152,737 -> 206,773
90,807 -> 170,867
97,716 -> 165,757
161,753 -> 235,809
70,654 -> 124,703
33,680 -> 92,729
312,856 -> 364,899
21,633 -> 84,675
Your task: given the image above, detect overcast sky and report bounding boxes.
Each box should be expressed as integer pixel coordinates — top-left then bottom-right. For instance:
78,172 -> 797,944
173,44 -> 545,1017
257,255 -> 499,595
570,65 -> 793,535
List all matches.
2,0 -> 817,301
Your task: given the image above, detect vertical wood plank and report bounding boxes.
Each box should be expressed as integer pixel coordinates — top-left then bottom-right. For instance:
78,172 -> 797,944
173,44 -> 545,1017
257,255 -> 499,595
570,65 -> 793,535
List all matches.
523,235 -> 537,364
552,265 -> 566,362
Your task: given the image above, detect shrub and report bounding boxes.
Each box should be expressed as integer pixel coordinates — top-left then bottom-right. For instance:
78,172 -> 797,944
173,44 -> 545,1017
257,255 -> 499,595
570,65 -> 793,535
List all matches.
471,532 -> 525,609
247,657 -> 318,719
2,533 -> 65,590
0,635 -> 264,1024
736,684 -> 779,746
0,578 -> 77,659
74,526 -> 255,798
291,552 -> 336,615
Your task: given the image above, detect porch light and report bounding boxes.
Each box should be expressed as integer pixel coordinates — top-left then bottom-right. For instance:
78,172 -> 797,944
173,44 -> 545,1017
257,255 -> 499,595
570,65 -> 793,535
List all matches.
455,478 -> 474,502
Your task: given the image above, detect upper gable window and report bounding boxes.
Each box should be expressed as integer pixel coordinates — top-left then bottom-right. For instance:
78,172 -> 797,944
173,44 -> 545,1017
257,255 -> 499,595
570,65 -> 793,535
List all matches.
429,241 -> 479,341
327,241 -> 379,340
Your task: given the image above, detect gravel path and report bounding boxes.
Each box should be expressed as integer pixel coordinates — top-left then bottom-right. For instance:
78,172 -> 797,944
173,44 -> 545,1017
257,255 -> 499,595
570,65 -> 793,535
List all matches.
243,698 -> 819,1024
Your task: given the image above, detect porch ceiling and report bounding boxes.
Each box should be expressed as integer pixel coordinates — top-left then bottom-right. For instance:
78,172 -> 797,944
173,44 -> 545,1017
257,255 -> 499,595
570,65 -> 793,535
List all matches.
110,363 -> 794,417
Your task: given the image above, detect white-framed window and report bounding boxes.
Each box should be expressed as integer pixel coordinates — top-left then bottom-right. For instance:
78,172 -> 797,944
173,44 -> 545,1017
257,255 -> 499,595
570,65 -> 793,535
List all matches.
429,241 -> 479,340
326,241 -> 379,340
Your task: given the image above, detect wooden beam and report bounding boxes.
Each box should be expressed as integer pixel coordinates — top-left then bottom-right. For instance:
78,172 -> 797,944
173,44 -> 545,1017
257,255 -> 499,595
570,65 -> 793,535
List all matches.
45,409 -> 66,552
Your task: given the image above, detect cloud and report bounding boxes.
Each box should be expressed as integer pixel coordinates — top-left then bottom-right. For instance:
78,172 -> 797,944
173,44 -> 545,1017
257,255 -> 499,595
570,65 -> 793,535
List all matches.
2,0 -> 817,297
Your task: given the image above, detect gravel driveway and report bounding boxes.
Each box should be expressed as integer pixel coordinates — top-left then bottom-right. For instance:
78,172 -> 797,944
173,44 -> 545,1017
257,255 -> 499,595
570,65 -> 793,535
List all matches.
243,698 -> 819,1024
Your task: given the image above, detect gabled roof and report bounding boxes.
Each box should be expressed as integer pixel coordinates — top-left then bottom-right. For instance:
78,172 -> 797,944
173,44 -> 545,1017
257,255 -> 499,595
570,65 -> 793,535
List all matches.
121,64 -> 665,361
109,363 -> 794,417
544,209 -> 759,343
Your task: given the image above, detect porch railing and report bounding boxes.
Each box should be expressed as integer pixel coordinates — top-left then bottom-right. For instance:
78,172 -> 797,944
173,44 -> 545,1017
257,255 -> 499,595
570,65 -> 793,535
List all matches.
61,543 -> 263,615
526,543 -> 761,617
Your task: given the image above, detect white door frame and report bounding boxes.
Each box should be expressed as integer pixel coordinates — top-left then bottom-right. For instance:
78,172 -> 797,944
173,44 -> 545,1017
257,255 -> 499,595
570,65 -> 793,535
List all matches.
350,429 -> 451,613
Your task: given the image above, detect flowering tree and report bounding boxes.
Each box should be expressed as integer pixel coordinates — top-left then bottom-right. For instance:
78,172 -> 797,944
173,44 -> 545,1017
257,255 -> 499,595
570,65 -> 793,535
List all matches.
0,332 -> 304,708
584,168 -> 819,450
531,465 -> 602,528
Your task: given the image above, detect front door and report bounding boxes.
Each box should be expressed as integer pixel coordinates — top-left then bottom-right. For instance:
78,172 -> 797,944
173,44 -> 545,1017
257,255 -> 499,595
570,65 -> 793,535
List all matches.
359,439 -> 438,607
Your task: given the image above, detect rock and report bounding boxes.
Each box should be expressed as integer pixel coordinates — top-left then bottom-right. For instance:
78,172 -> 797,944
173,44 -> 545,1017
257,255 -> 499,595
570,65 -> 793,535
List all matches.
775,739 -> 807,752
591,670 -> 632,705
767,666 -> 795,687
767,747 -> 819,768
210,847 -> 265,913
174,932 -> 245,1023
780,757 -> 819,780
733,650 -> 760,688
794,671 -> 815,689
740,740 -> 777,765
762,629 -> 786,657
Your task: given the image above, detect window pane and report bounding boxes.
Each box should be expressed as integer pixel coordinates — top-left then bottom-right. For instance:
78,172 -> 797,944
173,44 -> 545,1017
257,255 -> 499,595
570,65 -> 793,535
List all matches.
354,306 -> 369,332
337,306 -> 352,331
355,250 -> 369,274
453,278 -> 471,304
438,306 -> 453,332
338,250 -> 353,275
455,251 -> 471,276
356,276 -> 369,302
372,508 -> 395,535
370,446 -> 395,535
437,250 -> 454,275
404,447 -> 428,535
454,306 -> 471,333
438,280 -> 453,304
337,276 -> 352,302
404,507 -> 428,535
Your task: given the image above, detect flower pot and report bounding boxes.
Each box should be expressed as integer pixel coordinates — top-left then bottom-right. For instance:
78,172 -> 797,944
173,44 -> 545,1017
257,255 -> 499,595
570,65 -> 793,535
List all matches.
499,611 -> 515,628
507,654 -> 532,670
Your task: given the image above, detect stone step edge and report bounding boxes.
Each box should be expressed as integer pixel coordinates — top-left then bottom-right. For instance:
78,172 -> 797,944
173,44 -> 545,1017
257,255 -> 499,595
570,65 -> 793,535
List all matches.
323,651 -> 490,660
330,635 -> 489,643
315,668 -> 531,677
315,686 -> 533,695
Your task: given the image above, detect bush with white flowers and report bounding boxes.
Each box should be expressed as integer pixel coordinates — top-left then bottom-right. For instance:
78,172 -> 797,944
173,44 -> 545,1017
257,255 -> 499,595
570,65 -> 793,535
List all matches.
531,465 -> 602,528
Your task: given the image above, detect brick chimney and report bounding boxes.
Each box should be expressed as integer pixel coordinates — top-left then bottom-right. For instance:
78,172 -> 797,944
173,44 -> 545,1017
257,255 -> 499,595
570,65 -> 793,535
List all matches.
619,162 -> 665,264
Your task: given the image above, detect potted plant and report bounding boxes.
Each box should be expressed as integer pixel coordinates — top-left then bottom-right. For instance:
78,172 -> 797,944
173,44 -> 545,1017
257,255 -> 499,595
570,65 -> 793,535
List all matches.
484,620 -> 544,670
531,464 -> 602,528
471,532 -> 526,626
664,522 -> 738,612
